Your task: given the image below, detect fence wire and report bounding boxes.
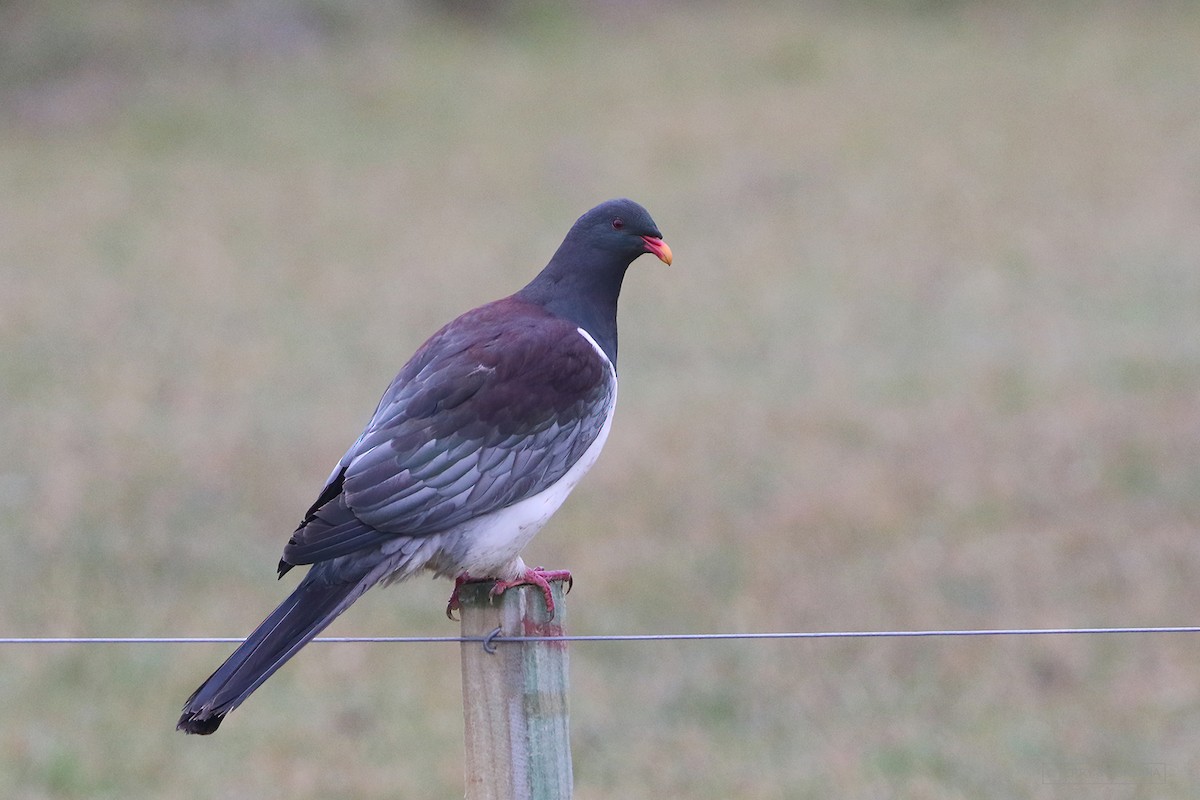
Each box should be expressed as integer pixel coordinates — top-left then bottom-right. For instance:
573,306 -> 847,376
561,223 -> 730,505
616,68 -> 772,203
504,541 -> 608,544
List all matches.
3,626 -> 1200,648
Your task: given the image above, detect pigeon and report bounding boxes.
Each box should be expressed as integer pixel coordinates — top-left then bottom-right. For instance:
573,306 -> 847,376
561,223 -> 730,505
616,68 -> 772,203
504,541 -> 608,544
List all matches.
177,198 -> 671,734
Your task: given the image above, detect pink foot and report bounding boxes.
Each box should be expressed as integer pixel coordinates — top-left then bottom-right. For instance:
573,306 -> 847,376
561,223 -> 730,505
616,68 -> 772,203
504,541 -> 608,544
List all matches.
446,568 -> 573,620
446,573 -> 479,620
489,568 -> 573,618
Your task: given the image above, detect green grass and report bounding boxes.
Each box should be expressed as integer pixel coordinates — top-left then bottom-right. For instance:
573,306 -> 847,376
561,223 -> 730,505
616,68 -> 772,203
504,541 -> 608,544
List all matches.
4,1 -> 1200,797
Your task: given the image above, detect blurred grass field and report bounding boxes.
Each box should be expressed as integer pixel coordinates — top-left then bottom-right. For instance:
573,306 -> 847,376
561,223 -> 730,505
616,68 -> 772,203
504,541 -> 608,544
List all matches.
3,0 -> 1200,797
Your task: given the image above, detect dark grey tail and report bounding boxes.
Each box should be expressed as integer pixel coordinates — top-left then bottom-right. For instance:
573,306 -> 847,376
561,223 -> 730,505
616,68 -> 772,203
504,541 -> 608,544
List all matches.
177,576 -> 360,734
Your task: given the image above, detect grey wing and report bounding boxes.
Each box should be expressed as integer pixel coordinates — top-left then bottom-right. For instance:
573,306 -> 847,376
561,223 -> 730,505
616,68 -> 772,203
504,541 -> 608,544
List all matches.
343,404 -> 605,536
281,325 -> 615,567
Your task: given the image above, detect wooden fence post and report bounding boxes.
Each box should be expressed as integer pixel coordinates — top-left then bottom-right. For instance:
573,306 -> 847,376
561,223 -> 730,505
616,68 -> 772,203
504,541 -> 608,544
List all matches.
459,579 -> 572,800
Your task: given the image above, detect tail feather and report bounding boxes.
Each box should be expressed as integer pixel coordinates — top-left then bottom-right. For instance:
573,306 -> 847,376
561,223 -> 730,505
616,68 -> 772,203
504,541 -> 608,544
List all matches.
177,576 -> 362,734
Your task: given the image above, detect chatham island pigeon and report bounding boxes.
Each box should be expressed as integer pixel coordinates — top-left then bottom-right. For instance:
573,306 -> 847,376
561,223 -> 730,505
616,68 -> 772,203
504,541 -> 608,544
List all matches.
177,198 -> 671,734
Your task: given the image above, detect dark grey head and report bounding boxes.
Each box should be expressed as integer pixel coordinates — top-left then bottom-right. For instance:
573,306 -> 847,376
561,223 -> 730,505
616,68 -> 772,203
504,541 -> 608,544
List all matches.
517,198 -> 671,365
559,198 -> 673,268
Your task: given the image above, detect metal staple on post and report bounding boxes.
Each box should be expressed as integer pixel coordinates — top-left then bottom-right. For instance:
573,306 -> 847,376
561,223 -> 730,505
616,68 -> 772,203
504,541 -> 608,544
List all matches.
459,580 -> 572,800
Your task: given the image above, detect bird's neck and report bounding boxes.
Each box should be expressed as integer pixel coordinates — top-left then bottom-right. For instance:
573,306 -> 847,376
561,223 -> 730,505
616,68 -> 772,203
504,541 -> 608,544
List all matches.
515,247 -> 630,366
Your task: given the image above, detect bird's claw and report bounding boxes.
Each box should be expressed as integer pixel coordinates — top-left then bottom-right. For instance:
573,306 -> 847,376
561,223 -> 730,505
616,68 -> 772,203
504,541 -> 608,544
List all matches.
446,573 -> 476,620
446,568 -> 573,620
489,567 -> 573,619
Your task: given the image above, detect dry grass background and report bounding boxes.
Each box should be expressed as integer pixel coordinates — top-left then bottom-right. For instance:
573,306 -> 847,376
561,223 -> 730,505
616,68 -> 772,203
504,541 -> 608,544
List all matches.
3,1 -> 1200,797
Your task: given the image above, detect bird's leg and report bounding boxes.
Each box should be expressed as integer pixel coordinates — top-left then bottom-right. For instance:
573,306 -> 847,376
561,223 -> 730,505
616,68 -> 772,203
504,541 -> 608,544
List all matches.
446,568 -> 574,620
445,573 -> 484,620
489,567 -> 573,619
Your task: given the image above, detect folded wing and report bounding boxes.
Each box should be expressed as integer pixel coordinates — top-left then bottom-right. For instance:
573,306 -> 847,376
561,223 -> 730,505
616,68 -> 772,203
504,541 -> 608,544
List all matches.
280,300 -> 615,570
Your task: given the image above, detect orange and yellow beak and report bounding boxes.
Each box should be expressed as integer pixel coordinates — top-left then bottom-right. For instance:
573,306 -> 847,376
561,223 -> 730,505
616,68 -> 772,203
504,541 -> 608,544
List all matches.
640,235 -> 673,265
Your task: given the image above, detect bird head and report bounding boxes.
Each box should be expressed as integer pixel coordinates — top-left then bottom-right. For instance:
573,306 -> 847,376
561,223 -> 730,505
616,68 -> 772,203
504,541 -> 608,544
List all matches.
570,198 -> 673,266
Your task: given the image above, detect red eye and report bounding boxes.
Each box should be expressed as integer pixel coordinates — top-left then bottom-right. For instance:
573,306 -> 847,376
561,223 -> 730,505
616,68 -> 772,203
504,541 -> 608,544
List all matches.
611,218 -> 624,230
